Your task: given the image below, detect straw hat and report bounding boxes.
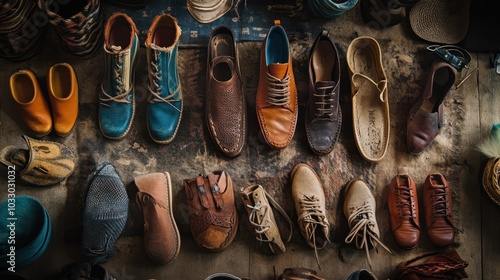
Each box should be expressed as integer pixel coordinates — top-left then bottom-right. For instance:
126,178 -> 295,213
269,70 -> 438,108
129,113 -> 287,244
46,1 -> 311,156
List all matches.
187,0 -> 233,23
409,0 -> 471,44
483,157 -> 500,207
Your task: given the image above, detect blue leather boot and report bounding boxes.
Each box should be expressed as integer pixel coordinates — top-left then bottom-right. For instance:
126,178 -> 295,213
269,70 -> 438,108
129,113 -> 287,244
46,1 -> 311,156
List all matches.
145,14 -> 183,144
99,13 -> 139,140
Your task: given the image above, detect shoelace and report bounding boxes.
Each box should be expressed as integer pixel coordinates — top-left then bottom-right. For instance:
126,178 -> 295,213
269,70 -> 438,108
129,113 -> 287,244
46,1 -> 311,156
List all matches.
100,46 -> 131,107
345,203 -> 392,269
298,195 -> 330,270
351,72 -> 388,102
266,72 -> 291,106
314,84 -> 335,119
147,50 -> 182,113
396,185 -> 416,219
245,191 -> 292,253
432,185 -> 451,218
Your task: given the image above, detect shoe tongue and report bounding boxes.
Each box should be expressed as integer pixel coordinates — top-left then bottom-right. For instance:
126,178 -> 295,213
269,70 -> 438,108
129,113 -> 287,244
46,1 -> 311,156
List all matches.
268,63 -> 288,79
314,81 -> 336,93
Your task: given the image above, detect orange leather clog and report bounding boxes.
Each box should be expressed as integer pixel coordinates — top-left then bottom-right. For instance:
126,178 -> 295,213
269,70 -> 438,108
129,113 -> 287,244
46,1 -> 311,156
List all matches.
47,63 -> 78,137
10,69 -> 52,137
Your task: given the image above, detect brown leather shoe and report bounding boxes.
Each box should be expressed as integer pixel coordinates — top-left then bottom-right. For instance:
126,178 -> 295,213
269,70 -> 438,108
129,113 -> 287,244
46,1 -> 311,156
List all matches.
48,63 -> 79,137
388,173 -> 420,249
184,170 -> 238,252
407,59 -> 457,155
291,163 -> 330,268
306,30 -> 342,155
10,69 -> 52,137
135,172 -> 181,264
256,20 -> 298,149
347,36 -> 390,162
423,173 -> 455,247
206,26 -> 246,157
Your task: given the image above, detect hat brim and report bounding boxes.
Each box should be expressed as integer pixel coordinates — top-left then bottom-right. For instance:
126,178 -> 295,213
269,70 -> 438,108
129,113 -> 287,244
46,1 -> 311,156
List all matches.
409,0 -> 470,44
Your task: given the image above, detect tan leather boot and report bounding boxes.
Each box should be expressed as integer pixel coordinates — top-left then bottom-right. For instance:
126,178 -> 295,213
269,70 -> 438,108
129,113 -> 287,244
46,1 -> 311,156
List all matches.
10,69 -> 52,137
48,63 -> 79,137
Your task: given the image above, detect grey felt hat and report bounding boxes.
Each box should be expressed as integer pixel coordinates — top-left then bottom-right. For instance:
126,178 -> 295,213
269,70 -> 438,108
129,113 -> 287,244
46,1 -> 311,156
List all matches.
409,0 -> 471,44
187,0 -> 233,23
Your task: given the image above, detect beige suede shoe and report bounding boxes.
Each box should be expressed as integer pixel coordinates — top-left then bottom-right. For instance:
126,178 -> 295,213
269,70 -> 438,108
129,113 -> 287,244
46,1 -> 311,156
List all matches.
239,184 -> 292,254
291,163 -> 330,269
347,36 -> 390,162
343,179 -> 392,269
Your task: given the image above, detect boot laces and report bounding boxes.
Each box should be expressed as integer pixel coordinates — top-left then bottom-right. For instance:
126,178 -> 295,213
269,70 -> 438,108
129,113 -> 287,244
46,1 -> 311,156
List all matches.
298,195 -> 330,269
345,202 -> 392,269
147,50 -> 181,113
100,47 -> 131,106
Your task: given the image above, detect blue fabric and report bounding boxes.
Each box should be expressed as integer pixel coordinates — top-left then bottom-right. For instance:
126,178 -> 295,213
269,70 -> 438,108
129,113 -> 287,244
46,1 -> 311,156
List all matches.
308,0 -> 359,19
147,43 -> 183,143
0,196 -> 52,270
99,33 -> 139,139
82,162 -> 129,264
266,25 -> 290,66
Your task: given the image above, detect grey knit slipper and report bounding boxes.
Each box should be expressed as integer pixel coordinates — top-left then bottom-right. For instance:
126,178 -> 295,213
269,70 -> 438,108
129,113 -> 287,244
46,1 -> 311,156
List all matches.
82,162 -> 128,264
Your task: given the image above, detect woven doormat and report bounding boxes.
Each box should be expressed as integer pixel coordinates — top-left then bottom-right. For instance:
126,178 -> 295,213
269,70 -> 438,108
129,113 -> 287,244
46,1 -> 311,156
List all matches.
102,0 -> 325,47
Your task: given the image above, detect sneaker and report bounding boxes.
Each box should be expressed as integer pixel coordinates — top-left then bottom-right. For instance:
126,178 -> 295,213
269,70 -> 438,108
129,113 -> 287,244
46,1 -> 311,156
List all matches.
99,13 -> 139,140
291,163 -> 331,268
343,179 -> 391,268
347,269 -> 377,280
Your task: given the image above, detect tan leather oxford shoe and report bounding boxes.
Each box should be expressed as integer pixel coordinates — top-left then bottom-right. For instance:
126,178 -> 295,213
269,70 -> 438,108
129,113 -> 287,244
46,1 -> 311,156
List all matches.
256,20 -> 298,149
10,69 -> 52,137
48,63 -> 79,137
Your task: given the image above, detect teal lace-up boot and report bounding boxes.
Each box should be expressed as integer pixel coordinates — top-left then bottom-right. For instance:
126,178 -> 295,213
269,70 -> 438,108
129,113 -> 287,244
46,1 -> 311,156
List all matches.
99,13 -> 138,140
145,14 -> 183,144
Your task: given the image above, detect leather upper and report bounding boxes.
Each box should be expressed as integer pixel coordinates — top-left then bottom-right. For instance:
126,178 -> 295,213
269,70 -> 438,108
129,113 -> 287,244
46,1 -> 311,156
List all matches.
135,172 -> 180,264
48,63 -> 79,137
206,26 -> 246,157
423,173 -> 455,247
256,20 -> 298,149
306,30 -> 342,155
407,59 -> 457,155
388,173 -> 421,249
99,13 -> 139,139
145,14 -> 183,144
184,170 -> 238,252
10,69 -> 52,137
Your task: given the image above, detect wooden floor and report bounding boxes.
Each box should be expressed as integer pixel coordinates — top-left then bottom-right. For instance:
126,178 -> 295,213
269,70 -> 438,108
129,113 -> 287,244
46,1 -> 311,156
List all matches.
1,4 -> 500,280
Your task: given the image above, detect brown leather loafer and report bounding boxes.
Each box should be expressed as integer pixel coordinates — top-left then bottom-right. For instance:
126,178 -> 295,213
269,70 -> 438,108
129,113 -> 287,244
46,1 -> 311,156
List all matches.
184,170 -> 238,252
256,20 -> 298,149
347,36 -> 390,162
10,69 -> 52,137
206,26 -> 246,157
388,173 -> 420,249
423,173 -> 455,247
135,172 -> 180,264
48,63 -> 79,137
407,59 -> 457,155
306,30 -> 342,155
